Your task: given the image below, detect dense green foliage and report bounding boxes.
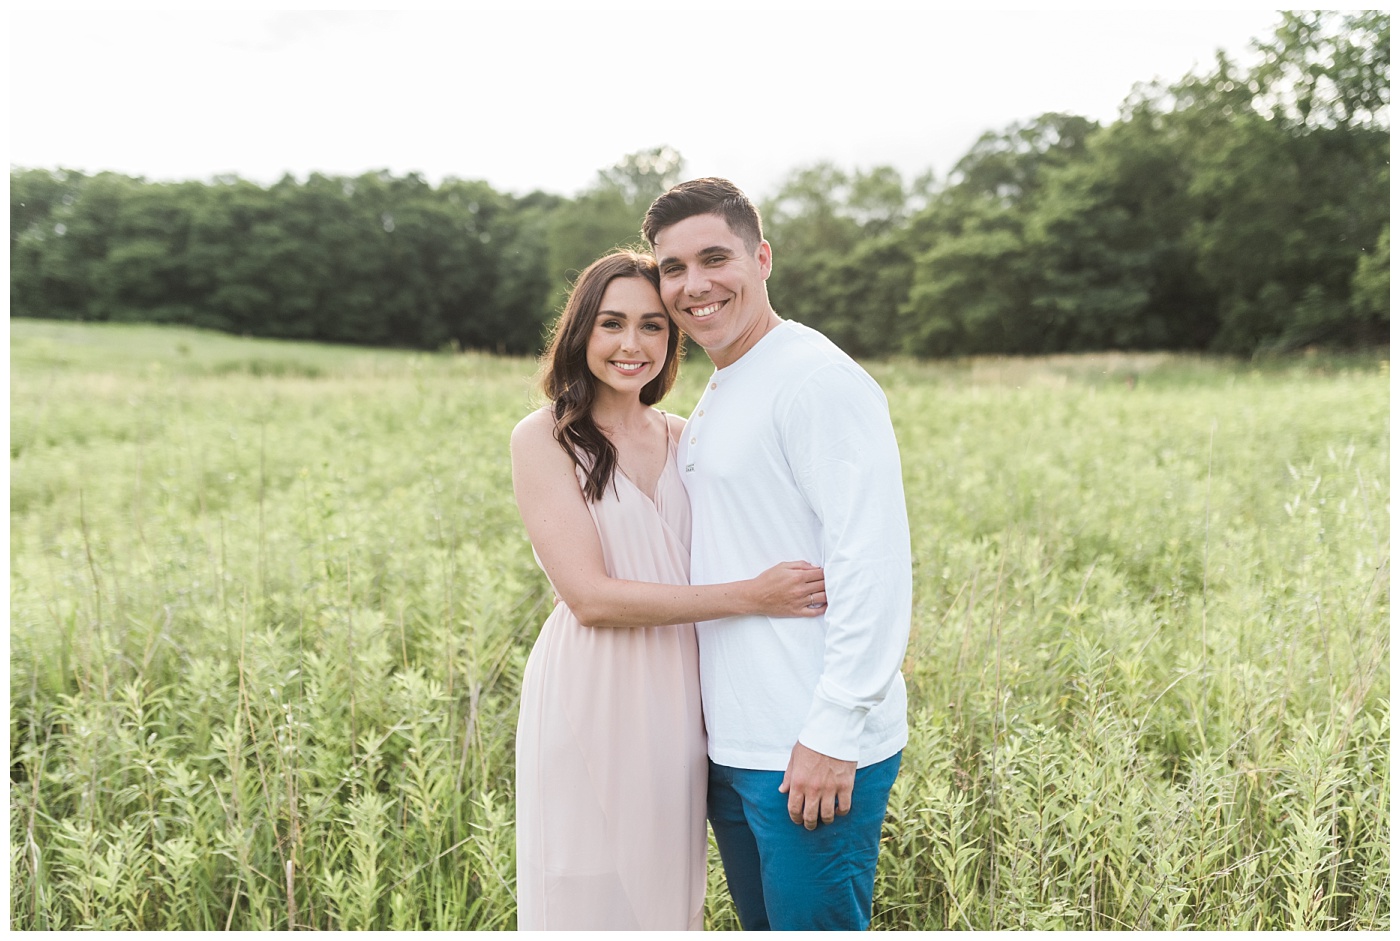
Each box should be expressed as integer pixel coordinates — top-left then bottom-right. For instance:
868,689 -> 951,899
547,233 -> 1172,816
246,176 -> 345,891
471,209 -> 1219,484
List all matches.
767,11 -> 1389,356
10,13 -> 1388,357
10,320 -> 1389,929
9,168 -> 556,353
8,147 -> 676,356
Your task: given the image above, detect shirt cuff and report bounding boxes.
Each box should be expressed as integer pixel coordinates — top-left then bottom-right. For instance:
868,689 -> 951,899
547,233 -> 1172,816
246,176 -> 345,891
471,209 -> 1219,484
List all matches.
797,691 -> 869,762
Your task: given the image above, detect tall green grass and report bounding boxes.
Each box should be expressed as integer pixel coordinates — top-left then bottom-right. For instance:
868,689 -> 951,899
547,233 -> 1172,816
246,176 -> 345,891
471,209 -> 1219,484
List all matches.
9,320 -> 1388,929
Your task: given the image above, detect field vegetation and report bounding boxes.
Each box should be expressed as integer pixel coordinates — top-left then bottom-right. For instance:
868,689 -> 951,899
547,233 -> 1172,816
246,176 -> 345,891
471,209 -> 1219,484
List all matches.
9,319 -> 1389,929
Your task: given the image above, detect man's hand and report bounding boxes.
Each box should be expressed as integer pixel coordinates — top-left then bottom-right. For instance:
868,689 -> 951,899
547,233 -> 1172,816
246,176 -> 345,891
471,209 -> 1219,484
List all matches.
778,741 -> 857,830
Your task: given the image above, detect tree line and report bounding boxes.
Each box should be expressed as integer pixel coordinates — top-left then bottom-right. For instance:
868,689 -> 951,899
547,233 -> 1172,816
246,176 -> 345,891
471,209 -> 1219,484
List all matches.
10,12 -> 1388,357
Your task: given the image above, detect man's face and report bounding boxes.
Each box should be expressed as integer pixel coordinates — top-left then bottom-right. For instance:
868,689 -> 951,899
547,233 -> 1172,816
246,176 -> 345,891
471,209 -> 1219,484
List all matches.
652,213 -> 773,369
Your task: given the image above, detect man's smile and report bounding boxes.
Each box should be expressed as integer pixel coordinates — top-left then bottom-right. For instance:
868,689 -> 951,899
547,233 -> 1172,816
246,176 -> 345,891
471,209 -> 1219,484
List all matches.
687,300 -> 725,320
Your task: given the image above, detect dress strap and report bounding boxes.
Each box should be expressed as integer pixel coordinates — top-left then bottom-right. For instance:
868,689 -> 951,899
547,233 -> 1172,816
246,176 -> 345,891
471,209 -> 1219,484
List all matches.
657,408 -> 677,457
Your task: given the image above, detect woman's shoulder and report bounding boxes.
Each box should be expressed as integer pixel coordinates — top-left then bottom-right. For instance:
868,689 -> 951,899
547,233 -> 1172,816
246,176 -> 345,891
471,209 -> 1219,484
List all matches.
662,409 -> 686,445
511,406 -> 559,452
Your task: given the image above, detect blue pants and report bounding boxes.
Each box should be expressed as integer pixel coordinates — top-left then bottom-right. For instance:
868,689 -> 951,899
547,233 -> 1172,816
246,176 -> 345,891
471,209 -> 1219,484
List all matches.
707,751 -> 902,931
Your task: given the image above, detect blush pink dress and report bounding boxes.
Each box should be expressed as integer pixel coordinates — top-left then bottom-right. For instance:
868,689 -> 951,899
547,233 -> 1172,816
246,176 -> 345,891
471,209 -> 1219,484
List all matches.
515,424 -> 708,930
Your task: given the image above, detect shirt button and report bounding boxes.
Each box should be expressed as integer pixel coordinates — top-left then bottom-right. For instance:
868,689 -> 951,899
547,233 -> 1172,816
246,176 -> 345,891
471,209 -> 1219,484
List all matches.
690,437 -> 697,445
697,410 -> 705,417
710,382 -> 717,390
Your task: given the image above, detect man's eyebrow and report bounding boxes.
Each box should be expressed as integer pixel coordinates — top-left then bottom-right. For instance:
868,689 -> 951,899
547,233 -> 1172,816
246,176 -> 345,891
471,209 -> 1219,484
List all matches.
658,245 -> 734,267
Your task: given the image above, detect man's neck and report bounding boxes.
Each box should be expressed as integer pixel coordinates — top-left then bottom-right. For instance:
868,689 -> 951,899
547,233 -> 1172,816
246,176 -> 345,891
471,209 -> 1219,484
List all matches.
708,310 -> 783,369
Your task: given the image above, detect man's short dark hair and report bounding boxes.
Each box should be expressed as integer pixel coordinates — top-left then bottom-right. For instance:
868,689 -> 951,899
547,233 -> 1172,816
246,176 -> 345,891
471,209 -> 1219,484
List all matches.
642,177 -> 764,252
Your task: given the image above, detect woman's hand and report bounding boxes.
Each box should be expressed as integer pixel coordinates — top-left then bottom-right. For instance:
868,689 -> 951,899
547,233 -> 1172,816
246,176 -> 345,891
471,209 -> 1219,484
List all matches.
748,562 -> 827,618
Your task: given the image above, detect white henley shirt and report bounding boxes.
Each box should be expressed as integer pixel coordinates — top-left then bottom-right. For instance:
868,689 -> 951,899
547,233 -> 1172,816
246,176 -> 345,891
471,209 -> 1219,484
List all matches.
679,320 -> 912,771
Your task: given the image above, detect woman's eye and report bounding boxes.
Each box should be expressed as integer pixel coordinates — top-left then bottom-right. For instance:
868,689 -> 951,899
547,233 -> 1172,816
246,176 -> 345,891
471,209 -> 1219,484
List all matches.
643,323 -> 664,332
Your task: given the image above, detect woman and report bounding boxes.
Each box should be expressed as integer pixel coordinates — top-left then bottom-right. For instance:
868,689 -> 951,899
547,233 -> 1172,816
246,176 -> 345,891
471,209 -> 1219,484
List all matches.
510,251 -> 826,930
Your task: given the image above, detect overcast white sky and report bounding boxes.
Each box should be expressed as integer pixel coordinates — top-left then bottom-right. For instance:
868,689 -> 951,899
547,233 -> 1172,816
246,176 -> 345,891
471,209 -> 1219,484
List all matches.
9,5 -> 1287,200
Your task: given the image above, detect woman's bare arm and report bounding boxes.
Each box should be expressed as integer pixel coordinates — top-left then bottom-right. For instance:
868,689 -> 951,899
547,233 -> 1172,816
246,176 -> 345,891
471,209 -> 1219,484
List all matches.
510,408 -> 825,628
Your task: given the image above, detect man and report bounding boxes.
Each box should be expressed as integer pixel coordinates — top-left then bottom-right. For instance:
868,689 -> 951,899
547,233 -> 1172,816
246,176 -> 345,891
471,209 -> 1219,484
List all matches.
643,178 -> 912,931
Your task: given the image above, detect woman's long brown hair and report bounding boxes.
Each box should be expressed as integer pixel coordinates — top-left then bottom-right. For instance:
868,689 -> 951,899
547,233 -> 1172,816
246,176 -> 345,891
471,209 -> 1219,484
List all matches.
538,251 -> 682,501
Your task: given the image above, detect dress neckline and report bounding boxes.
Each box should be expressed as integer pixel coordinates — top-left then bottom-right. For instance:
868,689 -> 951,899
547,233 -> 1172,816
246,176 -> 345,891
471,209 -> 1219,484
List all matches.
613,409 -> 672,505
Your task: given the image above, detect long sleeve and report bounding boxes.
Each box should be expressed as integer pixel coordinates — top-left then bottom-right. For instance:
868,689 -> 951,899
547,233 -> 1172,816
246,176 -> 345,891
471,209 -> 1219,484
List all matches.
780,363 -> 912,761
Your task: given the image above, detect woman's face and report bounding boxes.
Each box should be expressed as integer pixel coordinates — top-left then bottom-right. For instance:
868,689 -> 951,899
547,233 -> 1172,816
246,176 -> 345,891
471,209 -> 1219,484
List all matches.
585,277 -> 671,400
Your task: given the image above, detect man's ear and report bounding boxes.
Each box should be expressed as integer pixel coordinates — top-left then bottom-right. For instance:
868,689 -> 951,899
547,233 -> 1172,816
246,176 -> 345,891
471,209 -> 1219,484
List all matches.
757,239 -> 773,280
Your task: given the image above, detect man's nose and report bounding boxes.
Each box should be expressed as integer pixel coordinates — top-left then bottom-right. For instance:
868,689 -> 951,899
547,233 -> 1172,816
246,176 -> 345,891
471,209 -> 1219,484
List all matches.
685,269 -> 710,297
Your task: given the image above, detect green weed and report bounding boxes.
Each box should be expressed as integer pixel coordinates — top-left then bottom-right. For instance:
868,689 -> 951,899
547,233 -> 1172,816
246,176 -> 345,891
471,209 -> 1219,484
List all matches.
9,320 -> 1388,929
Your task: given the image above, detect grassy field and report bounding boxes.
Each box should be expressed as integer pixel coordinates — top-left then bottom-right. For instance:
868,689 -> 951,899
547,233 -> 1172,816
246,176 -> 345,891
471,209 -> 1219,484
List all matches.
9,318 -> 1390,929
